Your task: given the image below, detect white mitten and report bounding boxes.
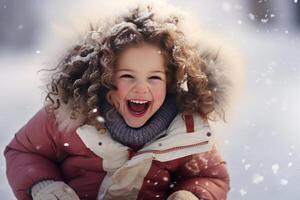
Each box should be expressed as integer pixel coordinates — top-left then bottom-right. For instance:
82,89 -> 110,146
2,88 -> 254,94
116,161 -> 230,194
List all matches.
167,190 -> 199,200
32,181 -> 80,200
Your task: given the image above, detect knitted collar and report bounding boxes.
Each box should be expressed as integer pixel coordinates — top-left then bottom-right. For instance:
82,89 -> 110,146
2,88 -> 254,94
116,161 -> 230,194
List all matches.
100,95 -> 178,151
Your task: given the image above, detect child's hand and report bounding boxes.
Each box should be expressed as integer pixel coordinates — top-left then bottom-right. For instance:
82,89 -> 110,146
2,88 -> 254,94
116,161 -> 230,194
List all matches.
32,181 -> 80,200
167,190 -> 199,200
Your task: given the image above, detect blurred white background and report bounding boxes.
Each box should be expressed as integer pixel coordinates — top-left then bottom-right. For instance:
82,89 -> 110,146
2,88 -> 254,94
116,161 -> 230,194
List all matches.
1,0 -> 300,199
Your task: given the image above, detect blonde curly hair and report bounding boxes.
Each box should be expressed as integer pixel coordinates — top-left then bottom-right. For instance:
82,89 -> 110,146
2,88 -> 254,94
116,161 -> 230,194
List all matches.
44,4 -> 221,129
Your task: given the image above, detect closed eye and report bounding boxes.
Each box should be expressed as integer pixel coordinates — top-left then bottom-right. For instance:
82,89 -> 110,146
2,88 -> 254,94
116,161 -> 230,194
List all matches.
149,76 -> 163,80
120,74 -> 134,79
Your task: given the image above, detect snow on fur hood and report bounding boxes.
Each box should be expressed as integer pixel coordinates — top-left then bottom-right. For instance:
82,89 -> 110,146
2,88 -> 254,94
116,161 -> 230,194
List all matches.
45,0 -> 244,132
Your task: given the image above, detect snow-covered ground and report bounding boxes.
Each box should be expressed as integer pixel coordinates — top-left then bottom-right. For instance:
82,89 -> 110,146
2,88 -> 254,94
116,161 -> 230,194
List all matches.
1,0 -> 300,199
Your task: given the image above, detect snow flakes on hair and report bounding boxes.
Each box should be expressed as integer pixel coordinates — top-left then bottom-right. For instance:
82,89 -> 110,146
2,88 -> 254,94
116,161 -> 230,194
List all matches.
131,7 -> 154,24
109,4 -> 180,39
70,50 -> 97,64
110,22 -> 141,48
109,21 -> 138,37
90,31 -> 101,42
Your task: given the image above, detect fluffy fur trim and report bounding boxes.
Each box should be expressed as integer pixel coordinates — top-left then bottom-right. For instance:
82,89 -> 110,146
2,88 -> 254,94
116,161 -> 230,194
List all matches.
51,101 -> 86,133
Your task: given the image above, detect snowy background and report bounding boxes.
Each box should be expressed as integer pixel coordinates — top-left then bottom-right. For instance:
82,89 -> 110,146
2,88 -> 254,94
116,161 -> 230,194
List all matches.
1,0 -> 300,199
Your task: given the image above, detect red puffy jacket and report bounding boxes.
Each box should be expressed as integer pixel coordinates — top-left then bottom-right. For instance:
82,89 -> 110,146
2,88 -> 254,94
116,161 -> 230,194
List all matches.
4,108 -> 229,200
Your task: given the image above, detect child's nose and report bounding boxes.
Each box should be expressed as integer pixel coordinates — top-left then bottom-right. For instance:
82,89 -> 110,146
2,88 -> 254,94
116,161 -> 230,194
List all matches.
133,82 -> 149,94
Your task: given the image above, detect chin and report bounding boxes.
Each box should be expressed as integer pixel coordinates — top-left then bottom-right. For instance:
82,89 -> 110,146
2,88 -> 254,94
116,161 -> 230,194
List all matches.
127,122 -> 145,128
126,119 -> 147,128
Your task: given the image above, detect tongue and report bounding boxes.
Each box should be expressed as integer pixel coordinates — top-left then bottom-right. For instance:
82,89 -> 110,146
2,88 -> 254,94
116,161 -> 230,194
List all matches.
129,102 -> 147,113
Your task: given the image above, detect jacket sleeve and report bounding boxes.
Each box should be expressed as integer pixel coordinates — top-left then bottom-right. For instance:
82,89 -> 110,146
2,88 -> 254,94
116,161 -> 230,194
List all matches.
171,146 -> 230,200
4,108 -> 66,200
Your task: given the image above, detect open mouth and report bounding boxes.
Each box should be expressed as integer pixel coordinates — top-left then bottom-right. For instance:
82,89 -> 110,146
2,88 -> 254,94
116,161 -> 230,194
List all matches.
127,99 -> 151,117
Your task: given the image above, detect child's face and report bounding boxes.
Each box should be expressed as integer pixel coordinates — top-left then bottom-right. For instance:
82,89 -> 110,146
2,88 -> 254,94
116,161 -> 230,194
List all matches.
110,43 -> 167,128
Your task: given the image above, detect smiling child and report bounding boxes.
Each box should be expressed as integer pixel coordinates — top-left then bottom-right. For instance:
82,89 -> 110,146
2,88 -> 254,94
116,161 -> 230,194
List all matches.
4,1 -> 241,200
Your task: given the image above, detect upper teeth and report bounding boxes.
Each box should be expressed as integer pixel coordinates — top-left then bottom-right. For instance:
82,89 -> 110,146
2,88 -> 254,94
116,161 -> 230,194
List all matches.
130,100 -> 149,104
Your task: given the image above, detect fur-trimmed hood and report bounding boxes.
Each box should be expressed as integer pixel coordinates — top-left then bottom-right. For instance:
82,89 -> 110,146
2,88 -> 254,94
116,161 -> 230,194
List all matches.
48,0 -> 244,132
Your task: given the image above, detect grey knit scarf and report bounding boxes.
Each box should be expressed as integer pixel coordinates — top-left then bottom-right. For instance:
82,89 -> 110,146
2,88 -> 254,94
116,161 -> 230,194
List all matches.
100,95 -> 178,151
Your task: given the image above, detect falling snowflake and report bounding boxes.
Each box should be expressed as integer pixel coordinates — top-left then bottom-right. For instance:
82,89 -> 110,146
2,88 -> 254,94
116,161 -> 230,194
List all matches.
288,162 -> 292,167
294,0 -> 298,3
185,159 -> 200,174
200,188 -> 207,193
96,116 -> 105,123
271,164 -> 279,174
64,143 -> 70,147
36,50 -> 41,54
261,18 -> 269,23
245,164 -> 251,171
248,13 -> 256,21
280,179 -> 288,186
252,174 -> 264,184
240,189 -> 247,196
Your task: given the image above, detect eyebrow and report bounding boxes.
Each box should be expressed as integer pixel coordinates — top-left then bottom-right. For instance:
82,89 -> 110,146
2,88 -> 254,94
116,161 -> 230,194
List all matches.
116,69 -> 166,74
115,69 -> 134,72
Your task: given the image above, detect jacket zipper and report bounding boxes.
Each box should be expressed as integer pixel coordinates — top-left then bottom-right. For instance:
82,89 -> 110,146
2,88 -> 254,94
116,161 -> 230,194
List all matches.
136,140 -> 209,156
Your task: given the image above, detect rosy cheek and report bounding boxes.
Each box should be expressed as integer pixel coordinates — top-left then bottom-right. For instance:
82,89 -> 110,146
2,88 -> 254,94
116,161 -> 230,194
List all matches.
116,80 -> 128,89
117,82 -> 133,96
112,85 -> 128,103
154,84 -> 166,94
